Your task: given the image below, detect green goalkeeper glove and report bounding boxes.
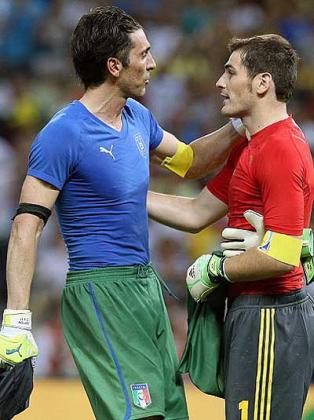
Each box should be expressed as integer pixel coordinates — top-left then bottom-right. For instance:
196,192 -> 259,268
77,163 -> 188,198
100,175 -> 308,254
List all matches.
302,228 -> 314,284
0,309 -> 38,368
186,252 -> 231,302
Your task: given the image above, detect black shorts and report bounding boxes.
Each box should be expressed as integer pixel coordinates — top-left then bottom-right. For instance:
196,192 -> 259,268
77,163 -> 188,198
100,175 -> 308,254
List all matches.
224,289 -> 314,420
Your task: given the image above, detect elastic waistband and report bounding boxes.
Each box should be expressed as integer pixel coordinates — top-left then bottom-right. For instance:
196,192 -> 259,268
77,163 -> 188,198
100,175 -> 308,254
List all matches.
229,288 -> 309,310
66,264 -> 153,283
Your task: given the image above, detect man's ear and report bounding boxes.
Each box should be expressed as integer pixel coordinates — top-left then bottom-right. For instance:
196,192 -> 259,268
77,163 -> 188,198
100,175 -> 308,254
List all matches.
255,72 -> 272,95
107,57 -> 123,78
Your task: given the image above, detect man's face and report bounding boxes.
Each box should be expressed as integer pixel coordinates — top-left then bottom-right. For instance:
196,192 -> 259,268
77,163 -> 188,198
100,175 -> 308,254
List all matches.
216,50 -> 255,118
117,28 -> 156,98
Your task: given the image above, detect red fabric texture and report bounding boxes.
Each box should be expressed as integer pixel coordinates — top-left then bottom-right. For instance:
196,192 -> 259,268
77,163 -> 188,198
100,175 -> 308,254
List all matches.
207,117 -> 314,296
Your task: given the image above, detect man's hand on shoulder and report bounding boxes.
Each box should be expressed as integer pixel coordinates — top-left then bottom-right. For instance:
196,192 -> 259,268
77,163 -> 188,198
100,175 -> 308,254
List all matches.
0,310 -> 38,368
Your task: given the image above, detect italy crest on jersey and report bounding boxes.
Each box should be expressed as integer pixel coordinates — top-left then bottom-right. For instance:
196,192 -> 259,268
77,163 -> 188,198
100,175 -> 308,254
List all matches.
130,383 -> 152,408
134,133 -> 147,157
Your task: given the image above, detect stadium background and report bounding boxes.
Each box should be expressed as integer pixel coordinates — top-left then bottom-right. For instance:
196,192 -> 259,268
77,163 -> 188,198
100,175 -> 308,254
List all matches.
0,0 -> 313,418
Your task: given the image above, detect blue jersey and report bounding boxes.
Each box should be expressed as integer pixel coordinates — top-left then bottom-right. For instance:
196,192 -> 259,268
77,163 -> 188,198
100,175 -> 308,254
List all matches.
28,99 -> 163,270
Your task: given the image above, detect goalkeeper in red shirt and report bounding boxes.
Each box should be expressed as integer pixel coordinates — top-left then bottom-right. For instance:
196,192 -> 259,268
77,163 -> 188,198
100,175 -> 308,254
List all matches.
148,34 -> 314,420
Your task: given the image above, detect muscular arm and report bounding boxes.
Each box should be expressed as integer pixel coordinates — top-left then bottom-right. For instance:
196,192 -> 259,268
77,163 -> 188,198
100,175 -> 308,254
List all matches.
6,176 -> 59,309
153,121 -> 241,179
188,122 -> 241,178
224,246 -> 294,283
147,187 -> 228,233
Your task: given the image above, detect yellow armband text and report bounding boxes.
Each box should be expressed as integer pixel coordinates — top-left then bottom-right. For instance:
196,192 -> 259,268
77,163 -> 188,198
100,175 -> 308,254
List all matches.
161,142 -> 194,178
258,231 -> 303,267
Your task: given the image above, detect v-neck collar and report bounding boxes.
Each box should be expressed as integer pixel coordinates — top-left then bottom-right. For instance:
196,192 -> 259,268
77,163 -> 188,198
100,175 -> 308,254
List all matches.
74,100 -> 127,136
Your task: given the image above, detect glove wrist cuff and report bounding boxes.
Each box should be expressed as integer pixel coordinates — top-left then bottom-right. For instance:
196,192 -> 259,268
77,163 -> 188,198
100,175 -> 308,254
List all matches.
207,255 -> 233,284
221,259 -> 233,283
3,309 -> 32,330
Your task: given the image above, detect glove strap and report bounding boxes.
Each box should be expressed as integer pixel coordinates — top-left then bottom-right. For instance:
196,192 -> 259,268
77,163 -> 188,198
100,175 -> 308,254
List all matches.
2,309 -> 32,330
207,253 -> 233,284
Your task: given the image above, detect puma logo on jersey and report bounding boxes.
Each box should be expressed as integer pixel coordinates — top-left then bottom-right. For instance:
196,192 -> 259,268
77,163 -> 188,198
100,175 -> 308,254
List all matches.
99,145 -> 115,160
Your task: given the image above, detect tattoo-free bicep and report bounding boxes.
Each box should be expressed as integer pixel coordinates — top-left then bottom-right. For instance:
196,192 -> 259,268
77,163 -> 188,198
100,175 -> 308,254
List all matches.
19,176 -> 60,210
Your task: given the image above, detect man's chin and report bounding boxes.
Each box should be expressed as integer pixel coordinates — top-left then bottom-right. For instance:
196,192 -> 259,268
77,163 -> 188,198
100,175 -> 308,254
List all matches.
221,107 -> 232,117
129,88 -> 146,99
221,107 -> 241,118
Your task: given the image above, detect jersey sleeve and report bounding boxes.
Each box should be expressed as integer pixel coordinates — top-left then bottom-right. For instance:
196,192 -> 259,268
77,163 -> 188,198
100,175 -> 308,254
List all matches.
28,117 -> 81,190
255,139 -> 305,235
207,138 -> 247,205
147,109 -> 163,149
126,98 -> 163,149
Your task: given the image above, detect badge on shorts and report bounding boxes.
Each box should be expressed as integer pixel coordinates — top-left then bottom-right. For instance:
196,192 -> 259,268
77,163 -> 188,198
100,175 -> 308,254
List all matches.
130,383 -> 152,409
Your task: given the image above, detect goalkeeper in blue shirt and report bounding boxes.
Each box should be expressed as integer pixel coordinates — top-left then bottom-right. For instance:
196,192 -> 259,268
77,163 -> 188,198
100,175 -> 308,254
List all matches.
1,6 -> 243,419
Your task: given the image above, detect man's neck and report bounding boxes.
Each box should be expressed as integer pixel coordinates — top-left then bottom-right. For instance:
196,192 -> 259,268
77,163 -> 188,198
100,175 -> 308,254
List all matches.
243,101 -> 289,137
80,83 -> 127,130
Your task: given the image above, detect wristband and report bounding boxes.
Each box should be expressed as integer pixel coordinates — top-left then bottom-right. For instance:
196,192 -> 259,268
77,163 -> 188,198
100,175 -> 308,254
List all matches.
2,310 -> 32,330
221,258 -> 233,283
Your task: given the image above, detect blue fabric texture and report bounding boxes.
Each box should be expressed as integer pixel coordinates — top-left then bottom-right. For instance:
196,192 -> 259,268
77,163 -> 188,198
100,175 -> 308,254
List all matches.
28,99 -> 163,270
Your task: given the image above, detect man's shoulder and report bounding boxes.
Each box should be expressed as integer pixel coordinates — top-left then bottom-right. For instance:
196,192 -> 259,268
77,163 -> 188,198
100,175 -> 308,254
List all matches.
268,119 -> 309,154
39,102 -> 82,140
125,98 -> 150,117
256,119 -> 312,172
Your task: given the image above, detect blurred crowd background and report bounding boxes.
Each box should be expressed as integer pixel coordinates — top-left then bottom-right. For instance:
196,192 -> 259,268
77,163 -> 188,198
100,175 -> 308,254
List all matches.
0,0 -> 313,378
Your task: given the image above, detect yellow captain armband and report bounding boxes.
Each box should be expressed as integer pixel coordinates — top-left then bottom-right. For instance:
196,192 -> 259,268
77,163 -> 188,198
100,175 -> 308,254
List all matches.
258,231 -> 303,267
161,141 -> 194,178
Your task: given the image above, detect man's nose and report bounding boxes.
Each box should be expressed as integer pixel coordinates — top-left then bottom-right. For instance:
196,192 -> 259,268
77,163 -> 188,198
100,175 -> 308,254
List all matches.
147,52 -> 156,71
216,74 -> 225,89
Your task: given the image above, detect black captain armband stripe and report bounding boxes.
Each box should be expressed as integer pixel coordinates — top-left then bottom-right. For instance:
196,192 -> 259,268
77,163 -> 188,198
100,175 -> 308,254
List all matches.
12,203 -> 52,225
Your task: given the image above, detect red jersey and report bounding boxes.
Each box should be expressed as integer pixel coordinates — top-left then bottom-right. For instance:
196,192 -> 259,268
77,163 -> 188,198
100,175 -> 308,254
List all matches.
207,116 -> 314,296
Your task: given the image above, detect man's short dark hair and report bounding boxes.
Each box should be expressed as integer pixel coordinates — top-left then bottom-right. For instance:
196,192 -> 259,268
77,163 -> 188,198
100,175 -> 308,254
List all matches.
228,34 -> 299,103
71,6 -> 142,89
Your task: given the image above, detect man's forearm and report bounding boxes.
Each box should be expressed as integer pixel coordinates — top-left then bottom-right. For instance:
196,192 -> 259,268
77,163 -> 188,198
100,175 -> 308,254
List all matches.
186,122 -> 241,179
6,217 -> 43,309
147,191 -> 202,233
224,247 -> 294,283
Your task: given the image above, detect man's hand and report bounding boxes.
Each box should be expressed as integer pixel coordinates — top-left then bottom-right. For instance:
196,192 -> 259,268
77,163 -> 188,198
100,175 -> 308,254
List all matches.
221,210 -> 265,257
0,310 -> 38,368
186,253 -> 229,302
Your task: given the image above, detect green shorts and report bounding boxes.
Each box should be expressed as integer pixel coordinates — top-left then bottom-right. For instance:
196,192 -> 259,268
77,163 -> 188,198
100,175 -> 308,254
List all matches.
61,265 -> 188,420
